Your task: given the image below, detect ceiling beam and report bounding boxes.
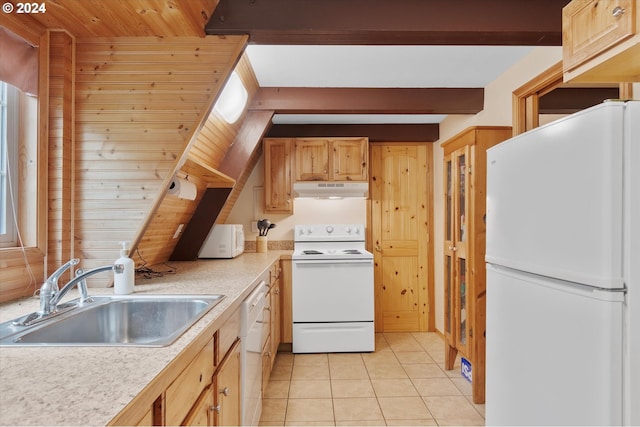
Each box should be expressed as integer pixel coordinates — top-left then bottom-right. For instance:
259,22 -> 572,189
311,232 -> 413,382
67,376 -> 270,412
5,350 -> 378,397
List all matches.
539,87 -> 620,114
249,87 -> 483,114
267,124 -> 439,142
218,110 -> 275,179
207,0 -> 570,45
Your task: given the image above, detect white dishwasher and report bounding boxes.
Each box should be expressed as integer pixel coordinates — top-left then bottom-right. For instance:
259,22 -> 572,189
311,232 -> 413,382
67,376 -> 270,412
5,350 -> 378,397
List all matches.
240,281 -> 266,426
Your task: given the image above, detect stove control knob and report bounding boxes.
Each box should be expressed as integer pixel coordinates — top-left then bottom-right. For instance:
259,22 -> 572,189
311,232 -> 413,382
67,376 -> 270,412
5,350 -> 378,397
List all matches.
354,227 -> 360,234
306,228 -> 313,235
345,226 -> 352,234
326,226 -> 334,234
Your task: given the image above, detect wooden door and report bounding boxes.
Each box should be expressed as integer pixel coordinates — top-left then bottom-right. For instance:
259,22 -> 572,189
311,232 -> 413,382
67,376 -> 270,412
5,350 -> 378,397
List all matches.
370,144 -> 434,332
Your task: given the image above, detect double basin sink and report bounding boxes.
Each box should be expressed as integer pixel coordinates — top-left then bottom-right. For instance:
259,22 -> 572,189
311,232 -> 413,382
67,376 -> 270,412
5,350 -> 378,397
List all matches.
0,294 -> 225,347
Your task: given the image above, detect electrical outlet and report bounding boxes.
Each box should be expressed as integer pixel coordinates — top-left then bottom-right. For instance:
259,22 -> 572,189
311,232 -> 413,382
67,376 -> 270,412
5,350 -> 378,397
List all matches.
173,223 -> 184,239
251,221 -> 258,233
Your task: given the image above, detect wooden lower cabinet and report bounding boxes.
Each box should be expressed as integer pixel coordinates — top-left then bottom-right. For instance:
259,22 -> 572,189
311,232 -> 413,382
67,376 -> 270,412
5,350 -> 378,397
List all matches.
213,339 -> 241,426
165,337 -> 215,426
113,261 -> 286,427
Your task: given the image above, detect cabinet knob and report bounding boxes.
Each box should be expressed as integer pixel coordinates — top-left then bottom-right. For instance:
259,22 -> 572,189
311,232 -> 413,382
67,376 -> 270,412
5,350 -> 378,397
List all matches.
274,288 -> 280,295
211,404 -> 221,413
220,386 -> 229,396
612,6 -> 625,17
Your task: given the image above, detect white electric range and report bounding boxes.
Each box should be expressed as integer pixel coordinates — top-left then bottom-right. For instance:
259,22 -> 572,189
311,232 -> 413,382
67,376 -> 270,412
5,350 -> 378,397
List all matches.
292,224 -> 375,353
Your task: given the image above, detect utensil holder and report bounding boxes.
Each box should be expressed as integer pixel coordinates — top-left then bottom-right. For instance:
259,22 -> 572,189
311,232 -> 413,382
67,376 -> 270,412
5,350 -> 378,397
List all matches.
256,236 -> 268,253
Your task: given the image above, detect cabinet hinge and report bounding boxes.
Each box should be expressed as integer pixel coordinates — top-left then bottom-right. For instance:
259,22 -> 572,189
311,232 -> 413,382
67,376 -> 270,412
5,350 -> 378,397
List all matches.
468,166 -> 472,174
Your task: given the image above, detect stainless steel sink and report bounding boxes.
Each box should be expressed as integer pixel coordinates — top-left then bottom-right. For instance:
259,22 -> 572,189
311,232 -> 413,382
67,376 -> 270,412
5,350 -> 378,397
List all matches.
0,294 -> 225,347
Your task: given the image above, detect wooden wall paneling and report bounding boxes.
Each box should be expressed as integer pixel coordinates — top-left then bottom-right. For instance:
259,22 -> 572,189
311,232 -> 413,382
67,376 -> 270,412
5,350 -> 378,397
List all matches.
74,35 -> 247,285
166,62 -> 266,259
47,30 -> 75,281
0,249 -> 45,303
137,52 -> 264,267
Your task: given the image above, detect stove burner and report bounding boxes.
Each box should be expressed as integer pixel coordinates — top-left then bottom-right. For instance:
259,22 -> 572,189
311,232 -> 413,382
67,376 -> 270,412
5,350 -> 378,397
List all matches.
343,249 -> 363,254
302,250 -> 324,255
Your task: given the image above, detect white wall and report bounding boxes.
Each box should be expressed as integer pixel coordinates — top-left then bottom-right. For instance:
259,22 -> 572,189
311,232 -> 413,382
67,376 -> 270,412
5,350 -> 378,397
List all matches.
226,153 -> 367,241
432,46 -> 563,332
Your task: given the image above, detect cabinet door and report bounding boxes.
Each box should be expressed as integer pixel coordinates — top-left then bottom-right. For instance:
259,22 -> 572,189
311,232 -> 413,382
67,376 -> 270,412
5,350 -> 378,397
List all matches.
165,338 -> 215,426
182,386 -> 213,426
264,139 -> 293,213
280,259 -> 293,344
213,339 -> 241,426
443,147 -> 471,364
271,279 -> 281,368
331,138 -> 368,181
563,0 -> 635,71
453,147 -> 471,357
443,154 -> 455,342
262,335 -> 272,395
295,139 -> 330,181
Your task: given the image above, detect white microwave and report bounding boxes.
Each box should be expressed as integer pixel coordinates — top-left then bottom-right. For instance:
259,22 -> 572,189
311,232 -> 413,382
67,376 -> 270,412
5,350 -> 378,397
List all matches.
199,224 -> 244,259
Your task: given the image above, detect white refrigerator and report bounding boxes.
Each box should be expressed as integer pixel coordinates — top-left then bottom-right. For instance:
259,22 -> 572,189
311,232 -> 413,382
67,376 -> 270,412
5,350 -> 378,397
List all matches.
485,100 -> 639,426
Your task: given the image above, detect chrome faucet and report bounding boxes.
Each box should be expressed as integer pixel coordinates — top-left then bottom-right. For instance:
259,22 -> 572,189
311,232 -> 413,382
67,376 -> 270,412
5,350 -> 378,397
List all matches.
38,258 -> 80,314
14,260 -> 123,327
44,264 -> 124,315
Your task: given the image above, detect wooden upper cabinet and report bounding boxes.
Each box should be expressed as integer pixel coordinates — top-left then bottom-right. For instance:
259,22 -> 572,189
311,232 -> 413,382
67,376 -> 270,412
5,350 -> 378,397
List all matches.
563,0 -> 640,82
332,138 -> 368,181
295,137 -> 368,182
264,139 -> 293,214
294,139 -> 330,181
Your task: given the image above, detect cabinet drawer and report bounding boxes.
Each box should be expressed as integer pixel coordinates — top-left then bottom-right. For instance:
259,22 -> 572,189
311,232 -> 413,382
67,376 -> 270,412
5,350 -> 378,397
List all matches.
218,307 -> 240,363
563,0 -> 635,71
165,337 -> 215,426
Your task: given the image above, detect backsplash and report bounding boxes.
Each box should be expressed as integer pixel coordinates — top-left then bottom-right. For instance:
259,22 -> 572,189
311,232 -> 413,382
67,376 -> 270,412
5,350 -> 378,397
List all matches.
244,239 -> 294,252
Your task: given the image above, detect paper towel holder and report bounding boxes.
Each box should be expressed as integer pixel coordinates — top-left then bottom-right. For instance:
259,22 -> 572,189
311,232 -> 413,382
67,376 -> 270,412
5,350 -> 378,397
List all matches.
168,175 -> 197,200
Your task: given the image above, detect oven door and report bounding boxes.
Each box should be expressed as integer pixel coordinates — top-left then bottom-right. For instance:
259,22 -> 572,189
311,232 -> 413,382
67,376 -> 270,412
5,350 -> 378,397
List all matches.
292,258 -> 374,322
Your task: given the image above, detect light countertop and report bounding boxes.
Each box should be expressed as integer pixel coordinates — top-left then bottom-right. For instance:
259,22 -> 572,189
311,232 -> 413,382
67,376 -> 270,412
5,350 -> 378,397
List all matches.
0,251 -> 288,426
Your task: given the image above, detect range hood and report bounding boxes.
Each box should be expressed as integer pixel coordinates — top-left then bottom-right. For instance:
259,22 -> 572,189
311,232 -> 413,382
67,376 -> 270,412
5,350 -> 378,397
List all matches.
293,181 -> 369,199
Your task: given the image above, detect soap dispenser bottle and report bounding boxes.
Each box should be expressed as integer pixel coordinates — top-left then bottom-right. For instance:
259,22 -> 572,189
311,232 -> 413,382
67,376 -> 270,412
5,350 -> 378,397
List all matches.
114,242 -> 135,294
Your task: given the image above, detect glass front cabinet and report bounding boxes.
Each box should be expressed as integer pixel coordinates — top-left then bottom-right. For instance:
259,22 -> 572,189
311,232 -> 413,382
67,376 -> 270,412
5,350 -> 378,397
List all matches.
441,126 -> 512,404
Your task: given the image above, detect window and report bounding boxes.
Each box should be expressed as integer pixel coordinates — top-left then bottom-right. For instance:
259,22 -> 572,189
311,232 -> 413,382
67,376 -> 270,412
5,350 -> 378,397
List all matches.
0,81 -> 18,247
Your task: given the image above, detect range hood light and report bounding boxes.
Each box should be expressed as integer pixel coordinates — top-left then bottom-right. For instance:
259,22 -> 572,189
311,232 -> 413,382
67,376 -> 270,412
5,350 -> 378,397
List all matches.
293,181 -> 368,199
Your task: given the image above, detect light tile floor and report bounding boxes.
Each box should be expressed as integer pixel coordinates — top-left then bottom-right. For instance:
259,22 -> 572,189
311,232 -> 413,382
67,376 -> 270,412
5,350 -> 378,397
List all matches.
260,332 -> 485,426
